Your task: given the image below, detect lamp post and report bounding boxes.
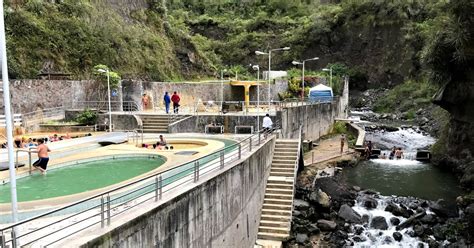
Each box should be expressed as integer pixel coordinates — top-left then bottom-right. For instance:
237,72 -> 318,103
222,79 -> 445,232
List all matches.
322,66 -> 333,88
255,46 -> 290,112
97,68 -> 112,132
292,57 -> 319,101
220,69 -> 227,113
252,64 -> 260,131
0,0 -> 19,237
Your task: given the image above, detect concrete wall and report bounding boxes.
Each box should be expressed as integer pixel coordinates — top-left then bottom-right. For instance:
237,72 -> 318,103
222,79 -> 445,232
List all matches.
79,138 -> 275,248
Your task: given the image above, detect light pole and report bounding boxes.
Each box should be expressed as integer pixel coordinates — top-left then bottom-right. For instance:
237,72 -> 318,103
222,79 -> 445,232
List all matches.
292,57 -> 319,101
220,69 -> 227,113
323,66 -> 333,88
0,0 -> 19,236
255,46 -> 290,112
97,68 -> 112,132
252,64 -> 260,131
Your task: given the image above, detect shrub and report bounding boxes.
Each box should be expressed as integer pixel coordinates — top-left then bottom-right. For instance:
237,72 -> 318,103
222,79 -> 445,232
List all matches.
75,109 -> 98,125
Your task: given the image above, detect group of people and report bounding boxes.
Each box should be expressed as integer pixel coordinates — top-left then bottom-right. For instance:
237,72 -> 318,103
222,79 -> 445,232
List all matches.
141,92 -> 181,114
141,135 -> 174,150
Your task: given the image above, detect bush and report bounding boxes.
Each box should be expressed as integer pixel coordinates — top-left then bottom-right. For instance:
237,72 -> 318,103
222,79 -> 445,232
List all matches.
75,109 -> 98,125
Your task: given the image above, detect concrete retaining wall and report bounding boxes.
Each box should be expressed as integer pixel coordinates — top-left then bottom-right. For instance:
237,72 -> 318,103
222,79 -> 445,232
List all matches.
169,115 -> 268,134
79,138 -> 275,248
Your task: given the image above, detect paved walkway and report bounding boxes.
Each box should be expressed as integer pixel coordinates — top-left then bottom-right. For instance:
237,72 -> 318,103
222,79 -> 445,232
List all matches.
303,135 -> 354,168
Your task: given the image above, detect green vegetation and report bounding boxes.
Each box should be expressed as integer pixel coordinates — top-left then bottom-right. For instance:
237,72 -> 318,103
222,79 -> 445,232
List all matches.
373,80 -> 437,114
5,0 -> 457,84
75,108 -> 98,125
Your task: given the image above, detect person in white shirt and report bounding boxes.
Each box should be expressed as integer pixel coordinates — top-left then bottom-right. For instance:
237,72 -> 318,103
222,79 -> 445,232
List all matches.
262,114 -> 273,133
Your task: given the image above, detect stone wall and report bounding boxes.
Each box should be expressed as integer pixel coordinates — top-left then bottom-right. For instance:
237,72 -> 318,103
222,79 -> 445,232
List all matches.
79,138 -> 275,248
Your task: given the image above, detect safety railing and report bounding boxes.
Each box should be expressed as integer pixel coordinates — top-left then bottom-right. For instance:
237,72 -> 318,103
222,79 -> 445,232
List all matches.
290,125 -> 303,216
0,129 -> 275,248
72,101 -> 139,114
14,148 -> 36,175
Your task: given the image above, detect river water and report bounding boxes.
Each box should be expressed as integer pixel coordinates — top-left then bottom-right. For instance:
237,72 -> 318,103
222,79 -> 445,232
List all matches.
340,126 -> 465,247
343,128 -> 465,203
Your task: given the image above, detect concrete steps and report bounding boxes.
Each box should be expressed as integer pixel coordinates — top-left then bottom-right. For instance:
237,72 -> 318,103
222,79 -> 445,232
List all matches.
139,115 -> 187,133
257,139 -> 299,241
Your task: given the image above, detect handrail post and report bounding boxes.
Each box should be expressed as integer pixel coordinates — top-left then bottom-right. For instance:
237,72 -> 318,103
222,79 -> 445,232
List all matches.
28,152 -> 32,175
249,137 -> 252,152
238,144 -> 241,160
220,151 -> 224,169
194,161 -> 199,182
158,175 -> 163,200
11,228 -> 17,248
258,132 -> 261,145
106,194 -> 111,226
0,230 -> 6,248
155,176 -> 159,202
101,196 -> 105,228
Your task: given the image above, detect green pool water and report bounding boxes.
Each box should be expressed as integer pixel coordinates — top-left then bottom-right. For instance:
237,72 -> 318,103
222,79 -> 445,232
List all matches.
0,157 -> 165,203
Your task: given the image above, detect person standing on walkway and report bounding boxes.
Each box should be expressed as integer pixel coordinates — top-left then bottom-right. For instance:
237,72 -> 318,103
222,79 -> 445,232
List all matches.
340,134 -> 345,154
33,138 -> 50,175
163,92 -> 171,114
171,91 -> 181,114
141,94 -> 149,111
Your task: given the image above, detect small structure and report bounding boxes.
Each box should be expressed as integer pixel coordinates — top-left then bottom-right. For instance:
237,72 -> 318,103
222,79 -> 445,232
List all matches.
416,150 -> 431,162
308,84 -> 333,102
230,80 -> 261,108
37,60 -> 71,80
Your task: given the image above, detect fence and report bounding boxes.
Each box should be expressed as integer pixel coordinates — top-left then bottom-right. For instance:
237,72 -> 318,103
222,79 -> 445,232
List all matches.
0,114 -> 22,128
0,129 -> 275,248
72,101 -> 139,113
21,107 -> 65,130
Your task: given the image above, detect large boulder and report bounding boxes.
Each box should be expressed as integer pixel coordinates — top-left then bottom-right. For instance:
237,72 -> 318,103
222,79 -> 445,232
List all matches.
317,219 -> 337,231
429,199 -> 458,218
397,211 -> 426,230
309,189 -> 331,209
338,204 -> 362,223
296,233 -> 309,244
390,217 -> 401,226
370,216 -> 388,230
385,203 -> 412,218
294,199 -> 310,211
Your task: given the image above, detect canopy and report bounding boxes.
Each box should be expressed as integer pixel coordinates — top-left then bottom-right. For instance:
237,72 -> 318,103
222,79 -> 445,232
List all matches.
308,84 -> 333,102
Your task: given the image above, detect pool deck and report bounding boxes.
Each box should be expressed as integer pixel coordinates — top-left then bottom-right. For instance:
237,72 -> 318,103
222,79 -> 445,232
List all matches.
0,132 -> 245,212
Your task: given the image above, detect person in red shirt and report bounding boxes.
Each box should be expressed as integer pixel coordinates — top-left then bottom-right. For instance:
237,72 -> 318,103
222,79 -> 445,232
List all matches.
171,91 -> 180,114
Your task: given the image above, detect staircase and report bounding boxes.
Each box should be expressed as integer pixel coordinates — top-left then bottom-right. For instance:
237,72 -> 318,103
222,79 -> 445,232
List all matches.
140,115 -> 187,133
257,139 -> 300,242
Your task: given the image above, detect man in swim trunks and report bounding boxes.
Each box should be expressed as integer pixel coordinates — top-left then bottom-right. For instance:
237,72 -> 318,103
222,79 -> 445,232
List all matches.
33,138 -> 50,175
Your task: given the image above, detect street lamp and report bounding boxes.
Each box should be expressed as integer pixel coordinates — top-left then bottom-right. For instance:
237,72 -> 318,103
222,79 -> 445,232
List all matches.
322,66 -> 333,88
255,46 -> 290,112
251,64 -> 260,131
97,68 -> 113,132
292,57 -> 319,101
220,69 -> 227,113
0,0 -> 19,234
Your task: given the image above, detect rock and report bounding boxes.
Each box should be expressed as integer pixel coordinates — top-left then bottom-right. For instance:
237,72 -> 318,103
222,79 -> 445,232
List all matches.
363,196 -> 378,209
354,225 -> 364,235
432,225 -> 446,241
338,204 -> 362,223
352,186 -> 361,191
420,214 -> 437,224
393,231 -> 403,242
370,216 -> 388,230
430,200 -> 458,218
293,210 -> 302,218
316,189 -> 331,209
414,224 -> 424,237
295,233 -> 308,244
383,236 -> 393,244
390,217 -> 401,226
397,211 -> 426,230
417,242 -> 425,248
363,189 -> 378,195
317,219 -> 337,231
353,235 -> 366,242
294,199 -> 310,211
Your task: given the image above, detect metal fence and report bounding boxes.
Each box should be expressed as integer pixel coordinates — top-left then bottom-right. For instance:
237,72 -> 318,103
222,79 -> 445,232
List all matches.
0,130 -> 275,248
72,101 -> 139,113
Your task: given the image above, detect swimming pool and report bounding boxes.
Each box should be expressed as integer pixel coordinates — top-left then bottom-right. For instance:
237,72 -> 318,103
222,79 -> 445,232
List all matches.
0,156 -> 166,203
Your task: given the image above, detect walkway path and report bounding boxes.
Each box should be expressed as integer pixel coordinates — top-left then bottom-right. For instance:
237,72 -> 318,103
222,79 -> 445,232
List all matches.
303,135 -> 354,168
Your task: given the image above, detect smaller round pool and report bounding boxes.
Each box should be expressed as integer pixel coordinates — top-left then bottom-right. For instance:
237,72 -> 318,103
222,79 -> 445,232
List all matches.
0,156 -> 166,203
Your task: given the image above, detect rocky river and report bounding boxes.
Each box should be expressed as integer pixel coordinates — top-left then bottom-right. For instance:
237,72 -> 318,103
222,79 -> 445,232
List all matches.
283,111 -> 473,247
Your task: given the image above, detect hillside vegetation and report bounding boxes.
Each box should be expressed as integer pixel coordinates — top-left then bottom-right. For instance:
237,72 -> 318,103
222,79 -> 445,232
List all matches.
3,0 -> 458,88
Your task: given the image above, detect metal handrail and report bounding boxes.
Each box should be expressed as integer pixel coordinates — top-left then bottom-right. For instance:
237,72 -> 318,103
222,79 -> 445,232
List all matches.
290,125 -> 303,218
0,129 -> 275,247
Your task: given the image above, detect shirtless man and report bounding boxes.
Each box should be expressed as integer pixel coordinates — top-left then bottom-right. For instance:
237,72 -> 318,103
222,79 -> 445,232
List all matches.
33,138 -> 51,175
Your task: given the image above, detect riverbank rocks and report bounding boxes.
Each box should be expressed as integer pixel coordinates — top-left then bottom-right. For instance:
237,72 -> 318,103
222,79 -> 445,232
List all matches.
396,211 -> 426,230
317,219 -> 337,231
309,189 -> 331,209
390,217 -> 400,225
338,204 -> 362,223
370,216 -> 388,230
